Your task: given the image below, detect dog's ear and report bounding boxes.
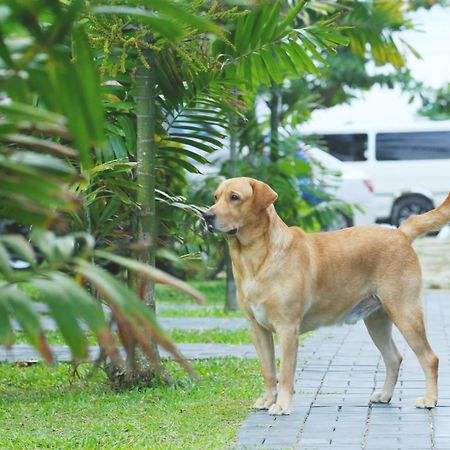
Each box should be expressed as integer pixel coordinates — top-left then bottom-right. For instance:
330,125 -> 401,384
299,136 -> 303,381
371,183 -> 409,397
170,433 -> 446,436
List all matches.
252,180 -> 278,211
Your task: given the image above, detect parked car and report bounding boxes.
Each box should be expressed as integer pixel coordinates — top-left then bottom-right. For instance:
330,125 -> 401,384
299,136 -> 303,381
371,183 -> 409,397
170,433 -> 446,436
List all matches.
299,147 -> 375,228
301,120 -> 450,226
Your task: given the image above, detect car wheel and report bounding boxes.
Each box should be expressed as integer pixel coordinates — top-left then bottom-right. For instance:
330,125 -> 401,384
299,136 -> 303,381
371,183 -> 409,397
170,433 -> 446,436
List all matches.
391,196 -> 433,227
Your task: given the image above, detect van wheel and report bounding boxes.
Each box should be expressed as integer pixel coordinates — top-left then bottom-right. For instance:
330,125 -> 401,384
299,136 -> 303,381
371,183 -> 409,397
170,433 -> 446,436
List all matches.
391,196 -> 433,227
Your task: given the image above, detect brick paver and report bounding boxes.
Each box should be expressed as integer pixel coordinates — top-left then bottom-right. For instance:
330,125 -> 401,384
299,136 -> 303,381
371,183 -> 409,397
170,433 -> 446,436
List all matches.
236,290 -> 450,449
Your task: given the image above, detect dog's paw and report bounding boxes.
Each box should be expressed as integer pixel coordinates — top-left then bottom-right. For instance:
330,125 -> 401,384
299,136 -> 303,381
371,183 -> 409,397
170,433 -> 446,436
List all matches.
415,396 -> 437,409
268,402 -> 291,416
253,393 -> 277,410
369,392 -> 392,404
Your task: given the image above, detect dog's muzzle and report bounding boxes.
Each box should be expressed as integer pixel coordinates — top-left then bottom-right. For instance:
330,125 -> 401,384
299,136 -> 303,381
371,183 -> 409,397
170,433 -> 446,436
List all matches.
203,210 -> 216,232
203,210 -> 237,235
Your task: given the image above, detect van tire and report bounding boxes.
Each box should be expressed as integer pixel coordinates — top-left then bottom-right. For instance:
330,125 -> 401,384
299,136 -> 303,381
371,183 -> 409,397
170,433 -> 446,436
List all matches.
391,195 -> 433,227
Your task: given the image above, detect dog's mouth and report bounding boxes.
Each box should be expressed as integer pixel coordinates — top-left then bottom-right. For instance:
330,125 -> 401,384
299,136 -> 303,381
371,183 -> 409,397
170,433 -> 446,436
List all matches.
206,224 -> 237,235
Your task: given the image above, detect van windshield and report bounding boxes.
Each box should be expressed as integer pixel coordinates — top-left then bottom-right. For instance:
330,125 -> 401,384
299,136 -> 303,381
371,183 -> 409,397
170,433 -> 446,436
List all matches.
376,131 -> 450,160
319,134 -> 368,162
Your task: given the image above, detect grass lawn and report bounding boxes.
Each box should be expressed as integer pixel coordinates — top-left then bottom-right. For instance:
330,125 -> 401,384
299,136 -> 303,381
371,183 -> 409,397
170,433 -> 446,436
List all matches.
158,307 -> 243,318
0,358 -> 262,449
156,280 -> 227,306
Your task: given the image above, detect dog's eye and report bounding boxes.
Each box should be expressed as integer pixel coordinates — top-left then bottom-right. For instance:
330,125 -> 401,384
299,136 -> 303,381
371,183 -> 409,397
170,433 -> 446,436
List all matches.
214,194 -> 218,201
230,193 -> 240,201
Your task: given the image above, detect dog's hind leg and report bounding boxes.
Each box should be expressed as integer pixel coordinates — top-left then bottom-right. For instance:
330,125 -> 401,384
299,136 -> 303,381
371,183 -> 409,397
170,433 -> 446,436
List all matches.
389,302 -> 438,408
364,308 -> 403,404
381,285 -> 439,409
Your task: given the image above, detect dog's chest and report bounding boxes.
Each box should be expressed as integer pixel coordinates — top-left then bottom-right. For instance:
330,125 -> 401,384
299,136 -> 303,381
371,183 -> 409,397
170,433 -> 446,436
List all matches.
249,303 -> 272,330
241,280 -> 273,330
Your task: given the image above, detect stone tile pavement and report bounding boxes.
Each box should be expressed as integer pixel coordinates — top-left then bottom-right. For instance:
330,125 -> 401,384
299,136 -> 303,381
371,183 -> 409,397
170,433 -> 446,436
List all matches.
236,290 -> 450,449
414,236 -> 450,290
12,316 -> 247,332
0,342 -> 257,362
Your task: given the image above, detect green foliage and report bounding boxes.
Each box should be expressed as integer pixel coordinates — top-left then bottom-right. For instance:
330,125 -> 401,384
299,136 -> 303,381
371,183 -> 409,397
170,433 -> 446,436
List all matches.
0,0 -> 207,379
0,230 -> 204,369
418,83 -> 450,120
213,1 -> 348,91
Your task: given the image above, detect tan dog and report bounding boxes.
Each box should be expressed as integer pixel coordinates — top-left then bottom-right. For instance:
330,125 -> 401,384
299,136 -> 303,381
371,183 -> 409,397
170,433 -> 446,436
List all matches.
204,177 -> 450,415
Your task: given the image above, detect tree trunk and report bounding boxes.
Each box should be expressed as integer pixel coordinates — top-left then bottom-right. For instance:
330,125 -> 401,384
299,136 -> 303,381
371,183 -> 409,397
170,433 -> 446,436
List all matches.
106,47 -> 167,388
269,83 -> 281,162
225,113 -> 238,312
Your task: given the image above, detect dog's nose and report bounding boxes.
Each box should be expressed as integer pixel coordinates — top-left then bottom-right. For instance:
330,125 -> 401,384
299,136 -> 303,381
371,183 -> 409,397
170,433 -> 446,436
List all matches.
203,210 -> 216,223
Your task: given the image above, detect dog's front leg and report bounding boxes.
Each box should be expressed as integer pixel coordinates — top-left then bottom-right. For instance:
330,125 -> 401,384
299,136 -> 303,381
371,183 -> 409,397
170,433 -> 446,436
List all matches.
269,325 -> 299,415
247,320 -> 277,410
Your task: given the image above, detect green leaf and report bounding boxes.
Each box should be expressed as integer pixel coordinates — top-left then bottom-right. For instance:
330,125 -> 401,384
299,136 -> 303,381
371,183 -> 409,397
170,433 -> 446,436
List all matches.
2,287 -> 51,362
159,146 -> 209,164
48,274 -> 107,332
0,102 -> 66,126
30,229 -> 75,264
252,53 -> 271,86
273,46 -> 299,75
166,136 -> 217,153
72,26 -> 104,145
158,156 -> 200,173
262,3 -> 281,41
8,150 -> 76,175
0,242 -> 12,278
106,134 -> 128,160
0,296 -> 14,346
116,115 -> 137,156
279,0 -> 307,32
0,235 -> 36,267
32,277 -> 87,360
98,198 -> 122,225
76,260 -> 197,377
94,250 -> 205,304
260,48 -> 283,84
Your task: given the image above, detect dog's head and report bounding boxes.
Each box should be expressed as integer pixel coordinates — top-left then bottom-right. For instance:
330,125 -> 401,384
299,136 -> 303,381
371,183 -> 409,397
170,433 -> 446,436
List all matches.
203,177 -> 278,235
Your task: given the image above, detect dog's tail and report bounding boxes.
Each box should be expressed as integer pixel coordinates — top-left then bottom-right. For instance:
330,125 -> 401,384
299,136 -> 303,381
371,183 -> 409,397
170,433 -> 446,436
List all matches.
399,192 -> 450,242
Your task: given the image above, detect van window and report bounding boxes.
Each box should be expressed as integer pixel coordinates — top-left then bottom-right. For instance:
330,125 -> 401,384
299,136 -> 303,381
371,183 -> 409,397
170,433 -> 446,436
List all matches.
321,134 -> 368,161
376,131 -> 450,160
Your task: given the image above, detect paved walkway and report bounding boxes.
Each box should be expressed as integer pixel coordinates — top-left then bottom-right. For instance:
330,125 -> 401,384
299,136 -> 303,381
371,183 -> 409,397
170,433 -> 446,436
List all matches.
0,342 -> 257,362
236,290 -> 450,449
12,316 -> 246,332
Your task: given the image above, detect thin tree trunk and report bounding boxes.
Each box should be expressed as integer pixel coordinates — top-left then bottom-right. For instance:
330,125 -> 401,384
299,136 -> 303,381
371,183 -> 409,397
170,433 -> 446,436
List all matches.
269,83 -> 281,162
136,49 -> 157,311
225,113 -> 238,312
123,47 -> 165,384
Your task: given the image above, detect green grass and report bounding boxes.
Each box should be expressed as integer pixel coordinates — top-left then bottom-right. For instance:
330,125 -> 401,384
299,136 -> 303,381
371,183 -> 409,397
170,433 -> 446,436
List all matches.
13,329 -> 251,346
156,280 -> 226,306
170,329 -> 311,346
0,359 -> 261,449
14,330 -> 99,346
169,328 -> 252,345
158,307 -> 243,318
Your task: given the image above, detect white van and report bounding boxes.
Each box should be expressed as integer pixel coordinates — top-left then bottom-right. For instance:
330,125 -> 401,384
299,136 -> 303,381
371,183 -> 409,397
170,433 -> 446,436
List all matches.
301,120 -> 450,225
